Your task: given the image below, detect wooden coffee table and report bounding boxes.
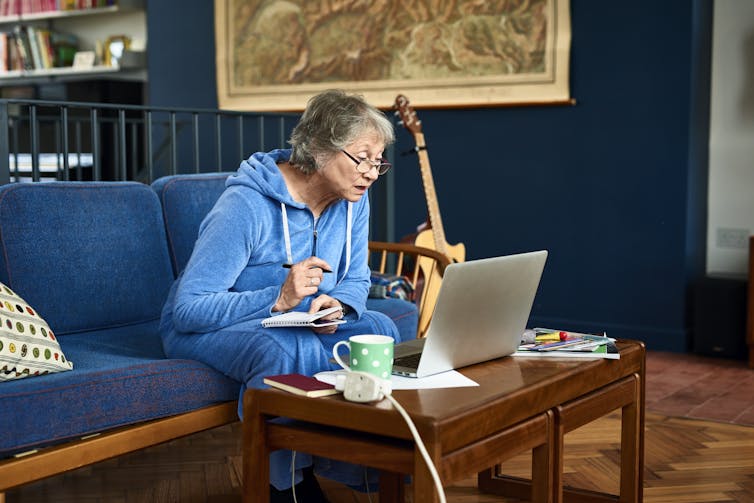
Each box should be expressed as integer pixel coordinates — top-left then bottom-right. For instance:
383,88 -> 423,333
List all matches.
242,340 -> 645,503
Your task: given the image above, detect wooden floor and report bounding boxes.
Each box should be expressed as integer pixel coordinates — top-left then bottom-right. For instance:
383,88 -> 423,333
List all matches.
644,351 -> 754,426
5,351 -> 754,503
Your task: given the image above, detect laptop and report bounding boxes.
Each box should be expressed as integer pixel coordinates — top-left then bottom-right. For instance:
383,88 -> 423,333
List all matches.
392,250 -> 548,378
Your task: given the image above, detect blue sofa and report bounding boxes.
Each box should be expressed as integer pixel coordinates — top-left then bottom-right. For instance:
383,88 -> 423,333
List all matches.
0,175 -> 418,494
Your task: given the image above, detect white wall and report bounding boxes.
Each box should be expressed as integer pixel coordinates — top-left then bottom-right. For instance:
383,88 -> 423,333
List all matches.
707,0 -> 754,275
56,10 -> 147,54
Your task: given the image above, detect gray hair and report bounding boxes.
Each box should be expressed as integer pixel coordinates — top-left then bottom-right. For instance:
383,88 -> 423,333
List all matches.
289,89 -> 395,174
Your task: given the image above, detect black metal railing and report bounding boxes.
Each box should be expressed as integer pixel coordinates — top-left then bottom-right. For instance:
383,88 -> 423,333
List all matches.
0,99 -> 300,184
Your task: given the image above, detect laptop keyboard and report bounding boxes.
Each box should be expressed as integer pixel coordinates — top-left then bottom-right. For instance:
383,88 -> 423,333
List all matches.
393,352 -> 421,369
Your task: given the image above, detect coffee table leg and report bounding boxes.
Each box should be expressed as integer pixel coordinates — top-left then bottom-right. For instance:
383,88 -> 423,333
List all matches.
551,406 -> 564,503
619,374 -> 642,503
243,392 -> 270,503
413,443 -> 442,503
533,409 -> 556,503
379,471 -> 405,502
476,410 -> 555,502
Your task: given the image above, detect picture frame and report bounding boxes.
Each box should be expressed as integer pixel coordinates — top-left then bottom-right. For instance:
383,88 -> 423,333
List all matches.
215,0 -> 572,111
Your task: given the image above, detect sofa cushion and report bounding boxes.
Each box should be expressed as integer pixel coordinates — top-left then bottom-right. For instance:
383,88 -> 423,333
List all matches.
0,182 -> 175,336
151,173 -> 232,275
0,320 -> 239,457
0,282 -> 73,381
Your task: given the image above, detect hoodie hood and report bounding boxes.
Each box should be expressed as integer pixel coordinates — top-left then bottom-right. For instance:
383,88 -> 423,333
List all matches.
226,149 -> 301,207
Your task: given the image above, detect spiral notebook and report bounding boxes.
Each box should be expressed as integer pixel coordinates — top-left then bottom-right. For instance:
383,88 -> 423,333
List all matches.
261,306 -> 346,328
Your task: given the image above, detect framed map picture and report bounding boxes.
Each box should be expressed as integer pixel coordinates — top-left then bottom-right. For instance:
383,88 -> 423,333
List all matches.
215,0 -> 571,111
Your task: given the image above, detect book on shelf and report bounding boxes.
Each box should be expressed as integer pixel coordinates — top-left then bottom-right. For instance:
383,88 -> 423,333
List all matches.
5,32 -> 23,71
49,31 -> 78,67
31,27 -> 52,69
69,0 -> 117,9
263,373 -> 340,398
0,32 -> 7,72
1,0 -> 58,15
0,0 -> 18,15
0,25 -> 74,72
11,26 -> 33,70
25,25 -> 43,70
0,0 -> 117,17
514,328 -> 620,359
261,305 -> 345,328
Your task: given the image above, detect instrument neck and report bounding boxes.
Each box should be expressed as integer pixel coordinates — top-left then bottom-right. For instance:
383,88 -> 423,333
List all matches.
414,132 -> 448,255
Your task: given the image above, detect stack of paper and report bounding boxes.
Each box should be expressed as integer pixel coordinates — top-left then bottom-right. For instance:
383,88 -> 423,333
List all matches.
514,328 -> 620,359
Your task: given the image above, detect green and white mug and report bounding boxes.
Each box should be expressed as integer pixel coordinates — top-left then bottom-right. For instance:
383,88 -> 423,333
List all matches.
333,334 -> 394,380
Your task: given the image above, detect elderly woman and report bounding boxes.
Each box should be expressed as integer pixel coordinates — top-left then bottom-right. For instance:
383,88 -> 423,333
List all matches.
159,89 -> 406,500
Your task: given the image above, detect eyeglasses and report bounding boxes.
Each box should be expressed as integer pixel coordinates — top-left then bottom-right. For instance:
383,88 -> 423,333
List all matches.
341,150 -> 392,176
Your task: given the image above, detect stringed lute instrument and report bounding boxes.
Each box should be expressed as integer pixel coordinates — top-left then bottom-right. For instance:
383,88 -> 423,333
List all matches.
394,94 -> 465,337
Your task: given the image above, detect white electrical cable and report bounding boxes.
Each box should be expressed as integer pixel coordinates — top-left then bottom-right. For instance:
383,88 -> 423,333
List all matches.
385,393 -> 447,503
363,467 -> 374,503
321,371 -> 447,501
290,450 -> 299,503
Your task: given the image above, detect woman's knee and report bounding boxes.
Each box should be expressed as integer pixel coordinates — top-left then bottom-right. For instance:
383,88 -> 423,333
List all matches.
208,328 -> 328,387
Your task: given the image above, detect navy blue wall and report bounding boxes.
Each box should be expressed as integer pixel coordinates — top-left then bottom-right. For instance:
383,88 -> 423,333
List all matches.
146,1 -> 217,108
147,0 -> 711,352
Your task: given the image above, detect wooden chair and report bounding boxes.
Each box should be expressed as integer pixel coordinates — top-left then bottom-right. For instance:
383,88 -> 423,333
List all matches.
368,241 -> 451,339
746,236 -> 754,369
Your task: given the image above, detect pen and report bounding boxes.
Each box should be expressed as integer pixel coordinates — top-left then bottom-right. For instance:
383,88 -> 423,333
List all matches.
282,264 -> 333,273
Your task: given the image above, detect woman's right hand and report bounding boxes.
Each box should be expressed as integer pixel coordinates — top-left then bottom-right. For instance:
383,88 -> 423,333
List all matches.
273,256 -> 333,312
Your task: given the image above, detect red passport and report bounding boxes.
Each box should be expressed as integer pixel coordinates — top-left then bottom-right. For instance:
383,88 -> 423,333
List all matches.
263,373 -> 340,398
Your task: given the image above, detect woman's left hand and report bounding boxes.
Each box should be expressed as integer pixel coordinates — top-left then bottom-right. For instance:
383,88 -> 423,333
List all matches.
309,294 -> 344,334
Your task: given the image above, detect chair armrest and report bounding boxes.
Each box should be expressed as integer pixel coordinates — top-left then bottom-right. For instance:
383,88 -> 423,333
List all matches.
368,241 -> 452,338
368,240 -> 451,276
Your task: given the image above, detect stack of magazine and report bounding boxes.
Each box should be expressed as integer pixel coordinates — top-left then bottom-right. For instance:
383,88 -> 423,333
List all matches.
513,328 -> 620,359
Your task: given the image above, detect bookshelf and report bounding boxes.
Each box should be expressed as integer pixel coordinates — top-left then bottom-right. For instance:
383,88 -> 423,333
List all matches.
0,0 -> 146,86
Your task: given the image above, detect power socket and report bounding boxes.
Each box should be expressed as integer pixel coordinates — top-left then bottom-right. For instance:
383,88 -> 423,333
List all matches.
335,371 -> 392,403
716,227 -> 749,249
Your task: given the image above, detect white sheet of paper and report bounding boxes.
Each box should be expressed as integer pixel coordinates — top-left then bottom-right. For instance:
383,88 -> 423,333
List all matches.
315,369 -> 478,390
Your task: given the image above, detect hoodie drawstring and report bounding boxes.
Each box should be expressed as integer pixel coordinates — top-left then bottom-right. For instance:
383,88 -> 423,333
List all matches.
280,202 -> 352,284
281,202 -> 293,265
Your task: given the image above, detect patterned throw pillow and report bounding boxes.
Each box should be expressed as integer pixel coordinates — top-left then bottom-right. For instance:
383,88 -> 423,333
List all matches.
0,282 -> 73,381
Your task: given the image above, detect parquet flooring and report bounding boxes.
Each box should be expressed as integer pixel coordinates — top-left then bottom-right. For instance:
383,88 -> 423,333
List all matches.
5,351 -> 754,502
